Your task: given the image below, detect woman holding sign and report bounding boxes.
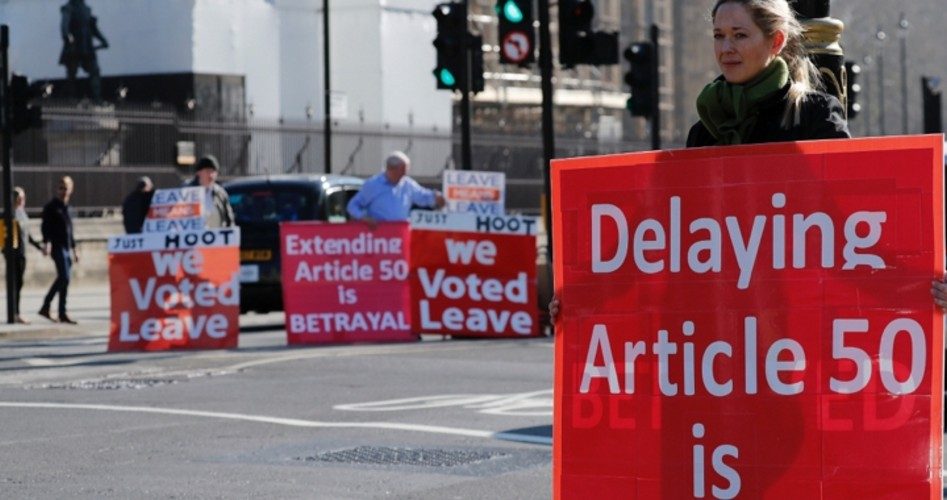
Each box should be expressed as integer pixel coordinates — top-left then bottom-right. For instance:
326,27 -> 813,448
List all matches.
685,0 -> 850,146
688,0 -> 947,312
550,0 -> 851,321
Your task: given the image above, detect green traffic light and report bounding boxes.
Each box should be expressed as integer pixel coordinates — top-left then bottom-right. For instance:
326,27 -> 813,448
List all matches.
502,0 -> 524,23
438,68 -> 456,87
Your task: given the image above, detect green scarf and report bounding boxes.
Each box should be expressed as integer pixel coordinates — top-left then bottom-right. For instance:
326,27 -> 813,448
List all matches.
696,57 -> 789,145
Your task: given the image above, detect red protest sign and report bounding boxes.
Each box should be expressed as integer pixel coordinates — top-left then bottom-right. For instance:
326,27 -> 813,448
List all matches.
107,228 -> 241,351
280,221 -> 415,345
552,136 -> 944,499
410,211 -> 540,337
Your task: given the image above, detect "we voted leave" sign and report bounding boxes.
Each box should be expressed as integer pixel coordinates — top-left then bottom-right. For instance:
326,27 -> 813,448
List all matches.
108,228 -> 241,351
410,210 -> 539,337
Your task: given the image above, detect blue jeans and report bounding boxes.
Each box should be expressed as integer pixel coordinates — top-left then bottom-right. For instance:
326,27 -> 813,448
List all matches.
42,247 -> 71,315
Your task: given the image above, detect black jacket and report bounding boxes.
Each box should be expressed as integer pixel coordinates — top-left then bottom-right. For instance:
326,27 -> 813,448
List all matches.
122,189 -> 154,234
686,85 -> 850,147
41,197 -> 75,249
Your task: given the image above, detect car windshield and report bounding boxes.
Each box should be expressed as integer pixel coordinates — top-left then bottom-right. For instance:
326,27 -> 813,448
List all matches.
229,187 -> 316,223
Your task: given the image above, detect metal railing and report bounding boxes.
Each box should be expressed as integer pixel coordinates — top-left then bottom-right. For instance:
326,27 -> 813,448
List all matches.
7,102 -> 652,212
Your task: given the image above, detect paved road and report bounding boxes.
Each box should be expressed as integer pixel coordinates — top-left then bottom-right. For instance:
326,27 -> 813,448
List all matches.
0,286 -> 553,499
5,287 -> 945,498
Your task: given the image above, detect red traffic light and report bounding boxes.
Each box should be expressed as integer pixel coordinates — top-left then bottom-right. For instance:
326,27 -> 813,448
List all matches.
572,0 -> 594,23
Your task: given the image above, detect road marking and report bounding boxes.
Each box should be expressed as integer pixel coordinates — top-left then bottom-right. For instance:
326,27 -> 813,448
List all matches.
0,401 -> 552,446
468,389 -> 553,416
218,344 -> 464,372
19,338 -> 551,371
334,394 -> 502,412
23,355 -> 118,367
214,339 -> 552,372
335,389 -> 552,417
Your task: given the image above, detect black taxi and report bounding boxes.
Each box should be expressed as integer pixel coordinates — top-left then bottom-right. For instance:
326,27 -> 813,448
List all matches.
224,174 -> 363,313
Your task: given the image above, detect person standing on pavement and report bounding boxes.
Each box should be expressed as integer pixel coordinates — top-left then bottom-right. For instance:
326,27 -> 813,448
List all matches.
188,155 -> 234,228
346,151 -> 445,229
121,176 -> 154,234
39,176 -> 78,324
8,187 -> 44,324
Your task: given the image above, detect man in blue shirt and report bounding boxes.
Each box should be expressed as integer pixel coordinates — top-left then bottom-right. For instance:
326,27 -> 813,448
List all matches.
347,151 -> 445,228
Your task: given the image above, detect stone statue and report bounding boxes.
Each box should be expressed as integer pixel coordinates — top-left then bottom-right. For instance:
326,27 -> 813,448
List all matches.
59,0 -> 109,102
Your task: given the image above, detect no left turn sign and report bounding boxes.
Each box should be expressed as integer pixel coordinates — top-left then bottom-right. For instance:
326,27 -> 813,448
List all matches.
501,30 -> 532,64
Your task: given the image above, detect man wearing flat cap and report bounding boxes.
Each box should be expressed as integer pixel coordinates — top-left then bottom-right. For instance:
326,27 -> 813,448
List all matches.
188,155 -> 234,228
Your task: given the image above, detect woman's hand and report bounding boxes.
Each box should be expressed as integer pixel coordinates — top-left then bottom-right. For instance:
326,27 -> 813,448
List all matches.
548,295 -> 560,325
931,275 -> 947,309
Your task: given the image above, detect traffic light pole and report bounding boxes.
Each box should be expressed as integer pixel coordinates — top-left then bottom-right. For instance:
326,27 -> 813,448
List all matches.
1,26 -> 15,324
650,24 -> 660,151
323,0 -> 332,173
460,90 -> 472,170
459,1 -> 472,171
538,0 -> 554,266
922,77 -> 943,134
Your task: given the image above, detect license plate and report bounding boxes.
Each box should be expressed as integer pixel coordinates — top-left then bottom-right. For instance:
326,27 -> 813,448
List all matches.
241,249 -> 272,261
239,264 -> 260,283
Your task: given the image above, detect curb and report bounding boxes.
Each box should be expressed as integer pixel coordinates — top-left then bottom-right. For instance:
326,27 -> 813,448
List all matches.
0,321 -> 109,340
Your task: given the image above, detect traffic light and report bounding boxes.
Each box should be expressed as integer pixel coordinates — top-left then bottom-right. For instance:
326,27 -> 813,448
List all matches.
844,60 -> 861,120
470,34 -> 485,93
791,0 -> 830,19
559,0 -> 594,67
558,0 -> 618,67
922,76 -> 942,134
8,73 -> 42,135
432,2 -> 467,91
496,0 -> 534,65
623,41 -> 656,118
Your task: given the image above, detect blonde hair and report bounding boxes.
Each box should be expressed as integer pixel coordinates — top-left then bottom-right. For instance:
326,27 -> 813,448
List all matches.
713,0 -> 821,126
13,186 -> 24,203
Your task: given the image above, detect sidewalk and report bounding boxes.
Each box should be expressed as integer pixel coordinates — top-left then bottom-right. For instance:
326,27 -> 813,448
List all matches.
0,217 -> 122,290
0,286 -> 111,340
0,284 -> 287,342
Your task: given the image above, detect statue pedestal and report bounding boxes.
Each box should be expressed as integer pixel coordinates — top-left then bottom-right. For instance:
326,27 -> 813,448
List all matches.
45,104 -> 123,166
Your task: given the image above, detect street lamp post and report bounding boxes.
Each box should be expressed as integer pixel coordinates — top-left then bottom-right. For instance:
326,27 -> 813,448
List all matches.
898,13 -> 909,135
876,27 -> 886,136
861,55 -> 873,136
323,0 -> 332,174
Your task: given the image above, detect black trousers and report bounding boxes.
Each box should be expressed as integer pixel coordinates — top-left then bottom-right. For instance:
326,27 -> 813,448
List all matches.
42,247 -> 71,315
3,249 -> 26,315
14,253 -> 25,315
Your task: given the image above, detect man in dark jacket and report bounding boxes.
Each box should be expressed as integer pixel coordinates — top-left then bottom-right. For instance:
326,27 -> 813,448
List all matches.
121,176 -> 154,233
39,176 -> 78,324
188,155 -> 234,228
